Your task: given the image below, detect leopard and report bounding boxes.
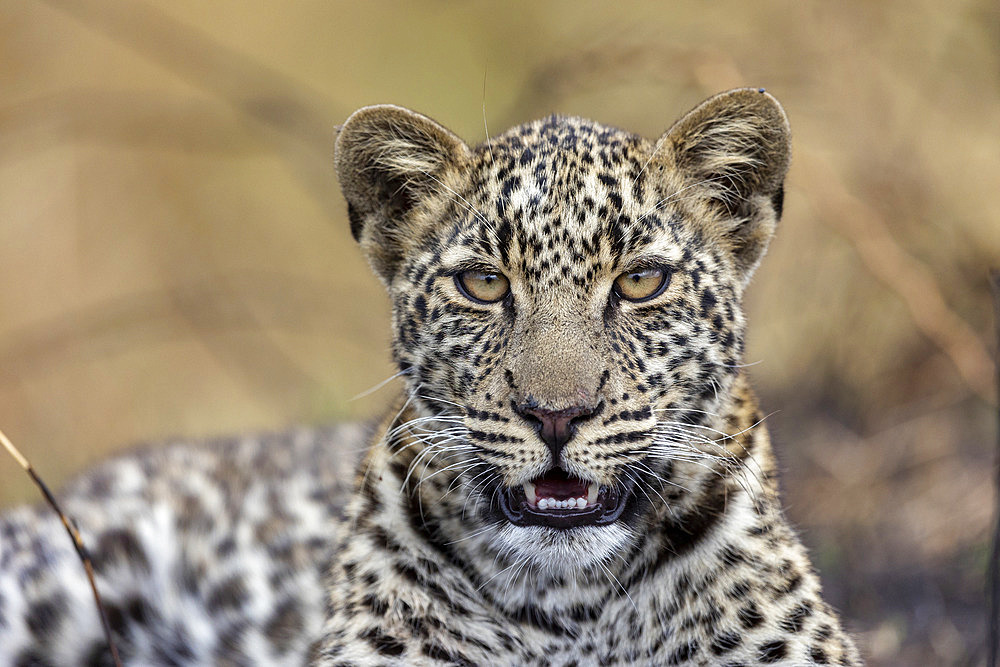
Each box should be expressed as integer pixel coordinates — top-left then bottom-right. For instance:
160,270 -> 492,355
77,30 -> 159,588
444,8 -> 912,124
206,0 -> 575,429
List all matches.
0,88 -> 861,666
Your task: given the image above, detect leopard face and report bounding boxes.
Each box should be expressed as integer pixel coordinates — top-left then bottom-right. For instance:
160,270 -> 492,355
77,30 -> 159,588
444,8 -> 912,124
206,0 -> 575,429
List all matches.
336,89 -> 789,575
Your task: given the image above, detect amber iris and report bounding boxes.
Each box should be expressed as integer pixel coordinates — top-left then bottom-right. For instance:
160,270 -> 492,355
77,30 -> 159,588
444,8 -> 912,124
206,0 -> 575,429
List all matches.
455,270 -> 510,303
613,267 -> 669,302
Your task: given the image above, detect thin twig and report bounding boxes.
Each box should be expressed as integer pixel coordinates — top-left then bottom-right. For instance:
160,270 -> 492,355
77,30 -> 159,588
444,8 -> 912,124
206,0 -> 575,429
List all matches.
988,269 -> 1000,667
0,428 -> 123,667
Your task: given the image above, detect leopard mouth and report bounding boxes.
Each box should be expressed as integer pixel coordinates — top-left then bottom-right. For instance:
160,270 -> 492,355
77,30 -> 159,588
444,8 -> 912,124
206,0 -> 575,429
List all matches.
498,468 -> 632,529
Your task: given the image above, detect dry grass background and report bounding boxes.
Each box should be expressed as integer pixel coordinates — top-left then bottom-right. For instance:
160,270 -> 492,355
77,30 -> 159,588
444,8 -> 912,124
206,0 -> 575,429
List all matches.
0,1 -> 997,664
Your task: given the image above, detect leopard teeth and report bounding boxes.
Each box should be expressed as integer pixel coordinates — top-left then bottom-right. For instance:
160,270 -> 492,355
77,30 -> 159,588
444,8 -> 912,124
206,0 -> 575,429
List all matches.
538,497 -> 587,510
522,483 -> 599,510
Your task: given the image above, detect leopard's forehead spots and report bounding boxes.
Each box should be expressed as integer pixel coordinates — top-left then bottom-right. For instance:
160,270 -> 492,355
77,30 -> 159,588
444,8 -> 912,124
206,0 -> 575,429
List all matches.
442,116 -> 686,294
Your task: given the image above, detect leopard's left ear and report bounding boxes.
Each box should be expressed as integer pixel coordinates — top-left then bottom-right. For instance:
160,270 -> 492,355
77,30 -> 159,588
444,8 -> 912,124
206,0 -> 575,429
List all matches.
660,88 -> 790,283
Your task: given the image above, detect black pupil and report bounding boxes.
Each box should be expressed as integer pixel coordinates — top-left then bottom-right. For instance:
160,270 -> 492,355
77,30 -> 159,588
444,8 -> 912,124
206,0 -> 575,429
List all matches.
630,269 -> 657,284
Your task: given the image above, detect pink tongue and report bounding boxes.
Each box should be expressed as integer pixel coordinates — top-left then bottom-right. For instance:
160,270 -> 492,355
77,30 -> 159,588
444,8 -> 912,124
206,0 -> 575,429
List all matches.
533,472 -> 589,500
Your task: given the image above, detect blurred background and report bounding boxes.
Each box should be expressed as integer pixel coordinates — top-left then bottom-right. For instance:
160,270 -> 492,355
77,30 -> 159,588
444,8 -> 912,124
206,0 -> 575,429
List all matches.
0,1 -> 997,664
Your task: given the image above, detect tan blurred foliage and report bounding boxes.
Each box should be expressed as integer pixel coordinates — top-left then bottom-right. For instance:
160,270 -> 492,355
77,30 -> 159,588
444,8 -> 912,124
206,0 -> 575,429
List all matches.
0,1 -> 997,664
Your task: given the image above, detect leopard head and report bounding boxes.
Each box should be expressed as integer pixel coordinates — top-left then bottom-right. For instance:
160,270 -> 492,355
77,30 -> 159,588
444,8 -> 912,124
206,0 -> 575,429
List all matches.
335,89 -> 790,576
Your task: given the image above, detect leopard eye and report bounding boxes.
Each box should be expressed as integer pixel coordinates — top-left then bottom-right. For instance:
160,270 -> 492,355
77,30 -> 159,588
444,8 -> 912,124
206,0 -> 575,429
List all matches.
613,267 -> 669,302
455,270 -> 510,303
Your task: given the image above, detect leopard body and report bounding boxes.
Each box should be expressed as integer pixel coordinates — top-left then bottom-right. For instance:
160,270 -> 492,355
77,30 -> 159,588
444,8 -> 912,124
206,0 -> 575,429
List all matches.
0,89 -> 860,666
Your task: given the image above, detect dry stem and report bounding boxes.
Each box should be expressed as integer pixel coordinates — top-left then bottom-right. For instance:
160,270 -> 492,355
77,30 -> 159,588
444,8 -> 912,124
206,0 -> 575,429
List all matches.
0,428 -> 123,667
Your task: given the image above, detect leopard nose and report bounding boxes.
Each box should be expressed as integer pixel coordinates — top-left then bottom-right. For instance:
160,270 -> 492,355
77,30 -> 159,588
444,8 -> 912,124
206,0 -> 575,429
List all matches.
516,403 -> 599,462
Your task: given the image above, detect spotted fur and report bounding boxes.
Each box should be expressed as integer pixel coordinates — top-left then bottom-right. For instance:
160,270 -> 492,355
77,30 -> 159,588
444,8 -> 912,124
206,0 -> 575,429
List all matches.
0,89 -> 860,666
0,425 -> 361,665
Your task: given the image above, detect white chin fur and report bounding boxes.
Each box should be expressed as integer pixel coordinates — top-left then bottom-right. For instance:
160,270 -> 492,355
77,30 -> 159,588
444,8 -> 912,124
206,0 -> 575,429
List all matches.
487,523 -> 634,575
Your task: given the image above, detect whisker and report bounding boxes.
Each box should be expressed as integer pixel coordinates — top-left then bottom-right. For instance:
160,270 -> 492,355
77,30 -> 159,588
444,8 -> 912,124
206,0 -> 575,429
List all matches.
350,368 -> 409,401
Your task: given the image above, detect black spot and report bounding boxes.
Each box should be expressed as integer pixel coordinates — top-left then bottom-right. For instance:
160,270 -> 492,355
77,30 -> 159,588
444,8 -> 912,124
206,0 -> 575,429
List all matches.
206,575 -> 247,613
780,602 -> 813,633
710,631 -> 742,655
124,596 -> 156,627
25,595 -> 63,640
728,580 -> 752,600
699,289 -> 717,315
737,603 -> 764,629
809,645 -> 829,663
216,619 -> 250,655
422,642 -> 473,666
266,600 -> 304,653
84,640 -> 119,667
91,529 -> 150,574
361,593 -> 389,616
216,537 -> 237,558
776,572 -> 803,597
757,639 -> 788,663
362,627 -> 406,657
719,544 -> 747,567
666,639 -> 699,664
15,649 -> 56,667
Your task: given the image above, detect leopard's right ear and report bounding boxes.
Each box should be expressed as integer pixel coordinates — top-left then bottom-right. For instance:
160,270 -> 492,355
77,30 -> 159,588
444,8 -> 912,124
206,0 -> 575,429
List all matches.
335,105 -> 470,283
